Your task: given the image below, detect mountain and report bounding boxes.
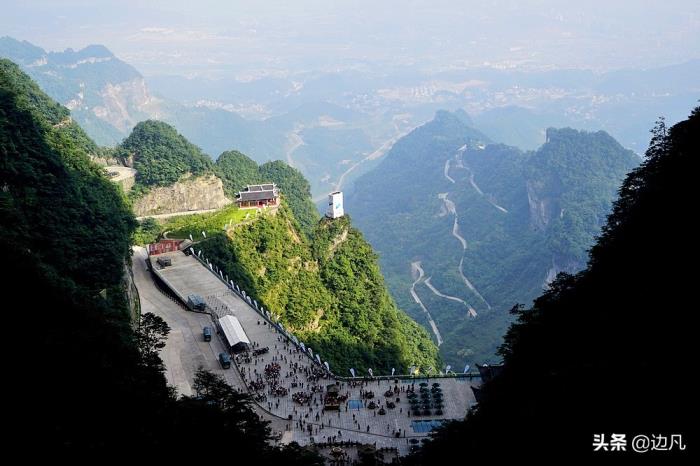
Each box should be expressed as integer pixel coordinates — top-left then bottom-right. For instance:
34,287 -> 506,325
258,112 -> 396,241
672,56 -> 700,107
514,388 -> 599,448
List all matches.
115,121 -> 318,230
0,36 -> 161,145
0,37 -> 410,201
1,60 -> 326,462
408,107 -> 697,461
195,207 -> 441,374
110,108 -> 434,372
118,119 -> 215,189
0,36 -> 286,158
113,119 -> 233,216
349,111 -> 639,367
0,57 -> 135,309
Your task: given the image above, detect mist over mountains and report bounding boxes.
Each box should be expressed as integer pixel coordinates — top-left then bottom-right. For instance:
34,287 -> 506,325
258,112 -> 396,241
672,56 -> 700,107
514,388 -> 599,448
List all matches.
1,35 -> 697,199
1,34 -> 693,369
2,1 -> 696,458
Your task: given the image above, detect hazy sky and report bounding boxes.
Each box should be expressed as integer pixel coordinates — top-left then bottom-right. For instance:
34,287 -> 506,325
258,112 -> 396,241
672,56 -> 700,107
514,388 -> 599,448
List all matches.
2,0 -> 699,77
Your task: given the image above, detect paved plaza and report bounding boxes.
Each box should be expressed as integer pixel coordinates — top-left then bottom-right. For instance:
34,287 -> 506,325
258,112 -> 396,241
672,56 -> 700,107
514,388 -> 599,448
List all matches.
134,247 -> 480,456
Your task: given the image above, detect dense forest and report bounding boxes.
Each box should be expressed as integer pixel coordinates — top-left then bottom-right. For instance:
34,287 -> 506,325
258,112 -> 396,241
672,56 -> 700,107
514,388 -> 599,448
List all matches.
117,119 -> 215,190
408,108 -> 696,461
1,59 -> 322,462
197,207 -> 441,374
350,110 -> 639,366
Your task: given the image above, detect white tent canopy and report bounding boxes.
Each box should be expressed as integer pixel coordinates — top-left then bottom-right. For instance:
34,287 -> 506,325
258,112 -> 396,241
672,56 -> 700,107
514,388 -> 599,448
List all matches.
218,315 -> 251,350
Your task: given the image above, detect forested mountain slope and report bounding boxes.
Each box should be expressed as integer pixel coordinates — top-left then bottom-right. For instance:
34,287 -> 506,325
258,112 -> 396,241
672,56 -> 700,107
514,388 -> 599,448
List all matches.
408,108 -> 697,461
1,59 -> 322,462
117,119 -> 215,189
197,208 -> 440,374
114,120 -> 232,216
122,131 -> 435,372
0,36 -> 157,145
349,110 -> 639,366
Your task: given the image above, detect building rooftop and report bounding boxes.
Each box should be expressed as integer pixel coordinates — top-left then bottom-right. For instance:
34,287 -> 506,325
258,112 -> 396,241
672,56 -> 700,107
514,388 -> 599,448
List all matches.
236,183 -> 279,202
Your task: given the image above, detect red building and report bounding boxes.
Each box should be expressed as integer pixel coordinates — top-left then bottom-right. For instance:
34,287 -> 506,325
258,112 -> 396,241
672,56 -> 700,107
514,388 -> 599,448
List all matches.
148,239 -> 184,256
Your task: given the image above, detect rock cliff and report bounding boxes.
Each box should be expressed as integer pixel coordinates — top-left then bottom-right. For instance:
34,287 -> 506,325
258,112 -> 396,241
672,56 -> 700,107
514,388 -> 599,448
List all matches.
132,174 -> 231,216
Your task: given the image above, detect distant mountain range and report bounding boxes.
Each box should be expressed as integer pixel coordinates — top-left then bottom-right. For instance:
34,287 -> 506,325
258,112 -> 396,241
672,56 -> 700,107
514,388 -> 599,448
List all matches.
349,110 -> 640,366
3,36 -> 697,203
0,36 -> 157,144
0,36 -> 410,200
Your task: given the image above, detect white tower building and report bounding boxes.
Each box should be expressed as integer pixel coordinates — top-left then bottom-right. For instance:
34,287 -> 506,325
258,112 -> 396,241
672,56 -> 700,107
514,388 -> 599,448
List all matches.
327,191 -> 344,218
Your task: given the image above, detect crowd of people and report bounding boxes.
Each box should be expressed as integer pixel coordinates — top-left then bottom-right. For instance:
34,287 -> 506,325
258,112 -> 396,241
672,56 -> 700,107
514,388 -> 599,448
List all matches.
222,311 -> 457,454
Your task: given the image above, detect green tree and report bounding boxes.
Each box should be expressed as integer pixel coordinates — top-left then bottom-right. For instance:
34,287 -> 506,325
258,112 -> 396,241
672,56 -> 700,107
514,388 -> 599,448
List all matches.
1,59 -> 322,462
216,149 -> 263,196
119,119 -> 214,189
135,312 -> 170,370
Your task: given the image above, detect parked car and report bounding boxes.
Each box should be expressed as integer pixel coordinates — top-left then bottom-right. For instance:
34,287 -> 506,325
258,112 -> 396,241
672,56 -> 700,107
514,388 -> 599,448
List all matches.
219,352 -> 231,369
203,326 -> 212,342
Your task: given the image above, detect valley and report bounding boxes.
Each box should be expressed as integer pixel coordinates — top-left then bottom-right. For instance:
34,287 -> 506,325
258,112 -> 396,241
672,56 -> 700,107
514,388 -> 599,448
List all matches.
2,2 -> 695,459
350,111 -> 640,367
284,127 -> 304,168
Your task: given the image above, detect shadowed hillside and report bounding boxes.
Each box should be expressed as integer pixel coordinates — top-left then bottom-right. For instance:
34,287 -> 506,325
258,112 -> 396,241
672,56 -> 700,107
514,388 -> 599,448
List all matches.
407,107 -> 697,461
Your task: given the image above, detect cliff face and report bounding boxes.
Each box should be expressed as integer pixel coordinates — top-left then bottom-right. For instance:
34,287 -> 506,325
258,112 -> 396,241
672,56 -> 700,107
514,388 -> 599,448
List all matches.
526,179 -> 560,231
0,38 -> 162,145
132,174 -> 231,216
91,77 -> 162,133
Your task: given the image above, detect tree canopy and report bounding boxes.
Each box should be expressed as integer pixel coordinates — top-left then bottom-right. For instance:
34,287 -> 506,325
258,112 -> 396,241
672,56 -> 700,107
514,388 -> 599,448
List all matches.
119,119 -> 214,189
198,207 -> 440,374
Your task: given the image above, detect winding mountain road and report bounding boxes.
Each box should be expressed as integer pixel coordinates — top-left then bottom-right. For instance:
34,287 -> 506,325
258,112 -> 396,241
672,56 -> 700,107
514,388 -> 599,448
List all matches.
410,261 -> 444,346
444,159 -> 455,184
454,149 -> 509,214
432,146 -> 494,311
459,258 -> 490,310
424,277 -> 467,306
285,128 -> 304,168
438,192 -> 468,250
